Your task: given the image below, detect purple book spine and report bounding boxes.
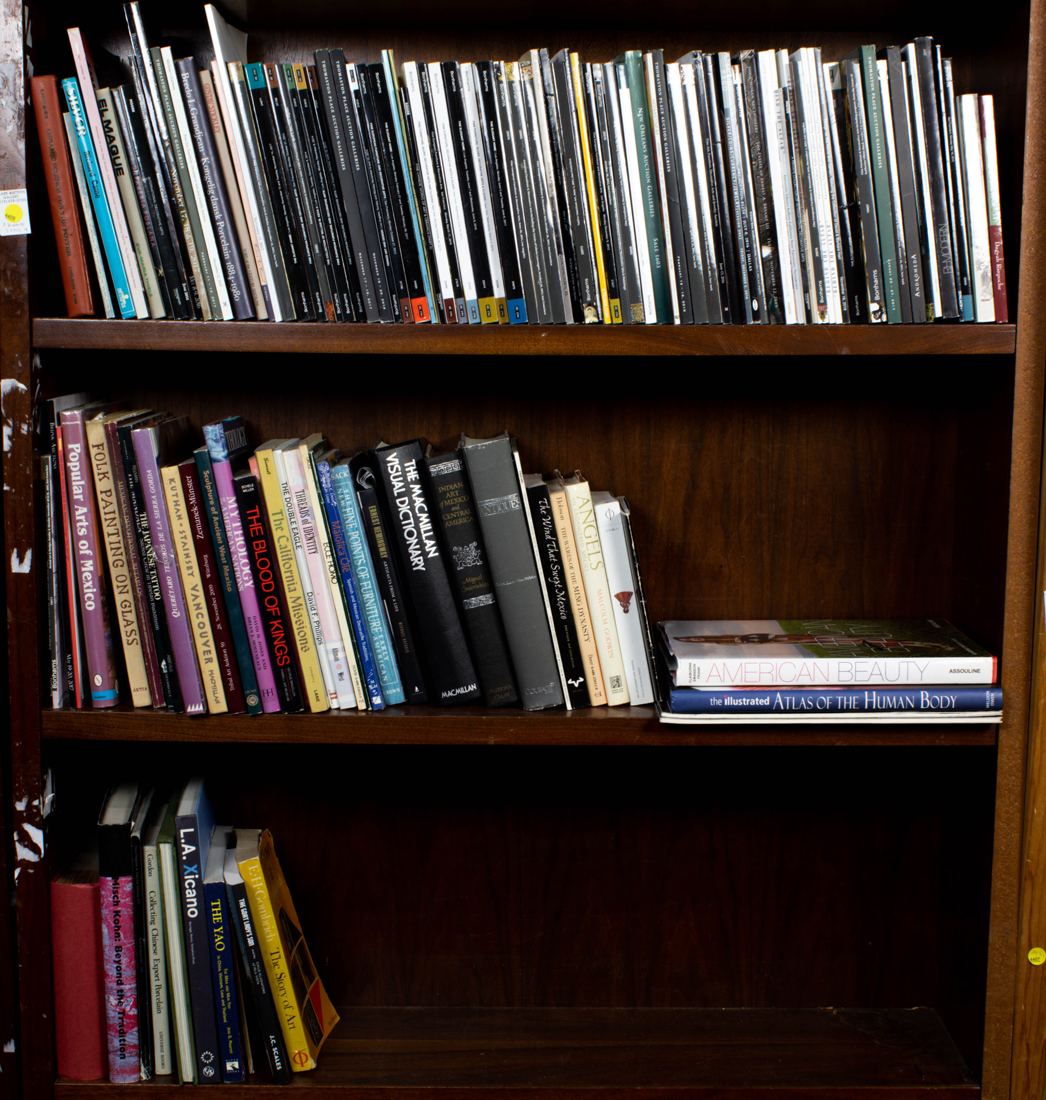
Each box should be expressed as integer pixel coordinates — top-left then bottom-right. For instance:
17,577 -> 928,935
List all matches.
213,459 -> 280,712
60,409 -> 119,706
100,873 -> 139,1081
132,428 -> 207,715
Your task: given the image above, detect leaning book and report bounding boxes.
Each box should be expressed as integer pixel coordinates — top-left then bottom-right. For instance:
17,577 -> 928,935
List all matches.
658,619 -> 997,687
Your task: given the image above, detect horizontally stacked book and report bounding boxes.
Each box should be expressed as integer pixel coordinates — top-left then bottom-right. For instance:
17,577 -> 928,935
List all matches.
44,396 -> 658,714
656,620 -> 1001,723
52,779 -> 336,1083
32,3 -> 1006,325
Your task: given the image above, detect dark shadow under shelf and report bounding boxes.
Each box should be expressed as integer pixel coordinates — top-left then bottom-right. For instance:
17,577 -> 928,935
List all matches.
40,705 -> 999,746
54,1006 -> 977,1097
31,318 -> 1017,356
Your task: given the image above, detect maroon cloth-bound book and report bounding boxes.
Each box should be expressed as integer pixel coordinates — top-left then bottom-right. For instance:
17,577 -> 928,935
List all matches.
31,75 -> 95,317
51,853 -> 106,1080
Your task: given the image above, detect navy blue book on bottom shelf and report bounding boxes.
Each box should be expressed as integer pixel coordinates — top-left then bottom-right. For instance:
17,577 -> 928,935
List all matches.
203,825 -> 245,1083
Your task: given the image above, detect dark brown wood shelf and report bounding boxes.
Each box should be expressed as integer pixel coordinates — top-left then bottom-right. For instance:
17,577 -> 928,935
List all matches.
39,705 -> 999,746
31,318 -> 1017,356
52,1006 -> 977,1098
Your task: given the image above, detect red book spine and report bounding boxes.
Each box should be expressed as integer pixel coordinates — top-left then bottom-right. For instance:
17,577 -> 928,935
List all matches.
30,75 -> 95,317
50,877 -> 106,1080
180,459 -> 247,713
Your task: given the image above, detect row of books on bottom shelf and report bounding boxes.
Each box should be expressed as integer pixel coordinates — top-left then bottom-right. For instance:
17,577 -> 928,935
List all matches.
53,779 -> 337,1084
655,619 -> 1002,724
44,392 -> 658,716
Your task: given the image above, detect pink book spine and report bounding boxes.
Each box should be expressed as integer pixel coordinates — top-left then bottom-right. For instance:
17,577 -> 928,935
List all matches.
213,459 -> 281,712
99,874 -> 139,1082
60,410 -> 119,706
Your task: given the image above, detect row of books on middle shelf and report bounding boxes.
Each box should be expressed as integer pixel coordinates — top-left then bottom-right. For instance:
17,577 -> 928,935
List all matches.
33,4 -> 1008,326
655,619 -> 1002,724
44,394 -> 658,715
52,779 -> 337,1084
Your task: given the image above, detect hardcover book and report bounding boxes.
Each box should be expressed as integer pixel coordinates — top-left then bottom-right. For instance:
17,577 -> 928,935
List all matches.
203,826 -> 245,1083
658,619 -> 998,687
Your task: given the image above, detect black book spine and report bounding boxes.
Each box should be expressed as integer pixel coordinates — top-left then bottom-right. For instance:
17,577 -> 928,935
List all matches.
225,876 -> 291,1084
130,813 -> 154,1078
314,50 -> 378,321
525,478 -> 589,707
176,59 -> 254,320
938,49 -> 971,319
788,53 -> 829,322
174,811 -> 222,1083
246,63 -> 314,320
330,51 -> 394,321
699,55 -> 740,323
425,451 -> 518,707
277,63 -> 338,321
349,453 -> 427,703
419,63 -> 466,321
264,62 -> 324,319
822,61 -> 864,324
299,64 -> 354,322
118,422 -> 182,711
235,471 -> 304,713
369,62 -> 430,320
844,60 -> 886,323
582,62 -> 623,323
371,441 -> 481,705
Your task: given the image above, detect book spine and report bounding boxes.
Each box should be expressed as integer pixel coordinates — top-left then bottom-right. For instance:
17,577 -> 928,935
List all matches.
61,78 -> 136,318
31,75 -> 94,316
193,449 -> 265,715
957,94 -> 994,322
672,655 -> 998,687
50,878 -> 106,1080
526,479 -> 588,707
56,424 -> 87,707
133,430 -> 206,715
162,465 -> 228,714
317,460 -> 385,708
60,410 -> 119,706
118,423 -> 181,710
63,111 -> 115,318
255,446 -> 329,712
158,835 -> 195,1081
373,441 -> 481,704
43,453 -> 65,707
668,684 -> 1004,713
615,62 -> 657,323
181,461 -> 247,714
425,452 -> 518,707
980,95 -> 1008,322
176,60 -> 254,320
85,419 -> 151,706
99,868 -> 140,1081
130,822 -> 154,1079
237,853 -> 313,1071
224,875 -> 290,1083
143,841 -> 173,1075
204,878 -> 244,1082
211,457 -> 279,712
460,436 -> 564,710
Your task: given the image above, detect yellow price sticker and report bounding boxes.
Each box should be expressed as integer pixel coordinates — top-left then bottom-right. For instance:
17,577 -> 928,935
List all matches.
4,203 -> 22,224
1029,947 -> 1046,965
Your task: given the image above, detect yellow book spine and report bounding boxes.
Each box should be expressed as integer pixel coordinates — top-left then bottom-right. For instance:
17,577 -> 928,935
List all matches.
237,852 -> 315,1072
256,446 -> 329,712
478,295 -> 499,323
548,481 -> 606,705
571,52 -> 613,324
161,463 -> 227,713
84,417 -> 152,706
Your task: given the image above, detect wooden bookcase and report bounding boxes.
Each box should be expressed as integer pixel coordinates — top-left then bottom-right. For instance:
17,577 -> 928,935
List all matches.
3,0 -> 1045,1098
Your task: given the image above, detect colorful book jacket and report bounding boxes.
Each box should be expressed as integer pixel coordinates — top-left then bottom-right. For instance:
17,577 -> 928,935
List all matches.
658,619 -> 998,687
60,407 -> 119,706
203,827 -> 245,1083
98,783 -> 142,1083
664,684 -> 1003,714
236,829 -> 339,1072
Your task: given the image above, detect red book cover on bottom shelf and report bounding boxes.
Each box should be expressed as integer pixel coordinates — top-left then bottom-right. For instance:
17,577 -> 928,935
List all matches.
51,849 -> 107,1080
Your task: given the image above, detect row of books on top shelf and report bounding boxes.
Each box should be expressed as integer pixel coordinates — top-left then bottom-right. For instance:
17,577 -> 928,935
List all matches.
52,779 -> 337,1083
655,619 -> 1002,724
32,4 -> 1007,328
44,393 -> 658,716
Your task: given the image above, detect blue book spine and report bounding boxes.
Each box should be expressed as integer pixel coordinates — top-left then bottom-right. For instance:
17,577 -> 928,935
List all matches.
204,877 -> 245,1083
330,463 -> 405,705
61,77 -> 136,319
667,685 -> 1004,714
317,461 -> 385,709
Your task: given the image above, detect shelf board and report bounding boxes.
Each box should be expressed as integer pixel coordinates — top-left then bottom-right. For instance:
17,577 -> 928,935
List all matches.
31,318 -> 1017,356
40,704 -> 999,745
54,1006 -> 976,1097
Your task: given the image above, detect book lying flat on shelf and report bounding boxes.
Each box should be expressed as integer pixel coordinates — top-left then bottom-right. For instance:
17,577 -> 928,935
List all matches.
658,619 -> 997,687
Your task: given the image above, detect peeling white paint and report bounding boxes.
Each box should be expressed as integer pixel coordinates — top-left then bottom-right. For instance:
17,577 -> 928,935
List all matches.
14,797 -> 25,812
10,548 -> 30,573
14,841 -> 38,863
3,1039 -> 14,1052
3,424 -> 10,452
12,867 -> 18,883
0,378 -> 26,399
22,822 -> 42,853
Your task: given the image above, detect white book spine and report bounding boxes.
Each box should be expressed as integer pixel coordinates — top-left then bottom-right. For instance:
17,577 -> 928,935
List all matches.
592,493 -> 654,705
957,94 -> 995,321
159,841 -> 196,1082
732,64 -> 768,322
615,64 -> 657,324
143,839 -> 172,1076
666,64 -> 706,322
645,53 -> 680,323
801,50 -> 840,323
